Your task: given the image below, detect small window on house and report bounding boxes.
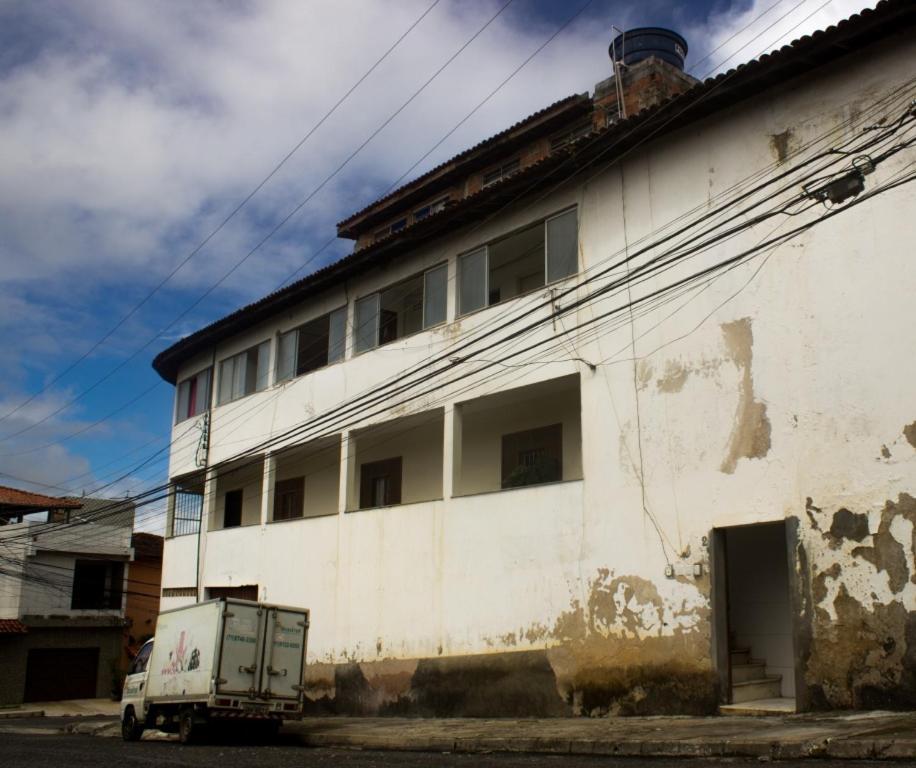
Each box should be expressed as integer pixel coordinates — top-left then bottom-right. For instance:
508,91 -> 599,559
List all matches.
458,209 -> 578,316
501,423 -> 563,488
374,218 -> 408,241
549,119 -> 593,153
414,196 -> 450,221
217,342 -> 271,404
277,307 -> 347,383
482,158 -> 520,188
175,368 -> 211,423
224,489 -> 243,528
359,457 -> 402,509
273,477 -> 304,521
354,264 -> 447,353
71,559 -> 124,609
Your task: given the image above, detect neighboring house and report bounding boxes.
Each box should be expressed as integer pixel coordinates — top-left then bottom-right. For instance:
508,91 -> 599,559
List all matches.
123,532 -> 163,667
0,487 -> 133,705
152,2 -> 916,716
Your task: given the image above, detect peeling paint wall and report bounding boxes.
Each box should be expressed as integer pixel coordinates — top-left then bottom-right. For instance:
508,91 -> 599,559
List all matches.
161,36 -> 916,715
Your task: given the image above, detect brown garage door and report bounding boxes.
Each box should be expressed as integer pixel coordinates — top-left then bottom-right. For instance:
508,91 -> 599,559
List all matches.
24,648 -> 99,702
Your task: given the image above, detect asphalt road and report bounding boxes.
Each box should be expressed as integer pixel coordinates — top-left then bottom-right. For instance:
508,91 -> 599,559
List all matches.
0,729 -> 901,768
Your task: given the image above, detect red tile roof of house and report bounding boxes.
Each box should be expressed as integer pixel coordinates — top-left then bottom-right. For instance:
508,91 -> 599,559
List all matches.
0,619 -> 28,634
0,484 -> 82,511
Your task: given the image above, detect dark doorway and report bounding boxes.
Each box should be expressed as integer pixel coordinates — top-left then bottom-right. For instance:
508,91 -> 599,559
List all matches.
711,521 -> 795,710
24,647 -> 99,702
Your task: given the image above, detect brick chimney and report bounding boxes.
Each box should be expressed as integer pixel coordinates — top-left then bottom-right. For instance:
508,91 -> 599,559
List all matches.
593,28 -> 699,128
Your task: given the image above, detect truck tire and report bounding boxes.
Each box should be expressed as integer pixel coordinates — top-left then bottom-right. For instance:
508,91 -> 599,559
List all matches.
121,707 -> 144,742
178,708 -> 200,745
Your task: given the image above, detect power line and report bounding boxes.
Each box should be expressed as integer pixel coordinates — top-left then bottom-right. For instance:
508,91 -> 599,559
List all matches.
0,0 -> 446,428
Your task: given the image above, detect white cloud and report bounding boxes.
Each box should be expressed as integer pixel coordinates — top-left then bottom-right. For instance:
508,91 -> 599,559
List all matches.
0,0 -> 878,499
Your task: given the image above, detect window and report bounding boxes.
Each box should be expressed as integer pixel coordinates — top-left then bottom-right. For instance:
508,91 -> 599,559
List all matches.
273,477 -> 304,521
375,218 -> 408,241
359,457 -> 402,509
277,307 -> 346,383
354,264 -> 447,353
224,489 -> 243,528
549,119 -> 593,153
414,195 -> 450,221
171,475 -> 204,537
501,423 -> 563,488
458,209 -> 578,316
175,368 -> 211,423
129,641 -> 154,675
482,158 -> 520,188
71,559 -> 124,609
217,341 -> 271,404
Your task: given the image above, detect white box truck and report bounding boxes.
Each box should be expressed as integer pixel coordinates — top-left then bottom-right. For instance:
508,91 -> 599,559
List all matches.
120,598 -> 309,743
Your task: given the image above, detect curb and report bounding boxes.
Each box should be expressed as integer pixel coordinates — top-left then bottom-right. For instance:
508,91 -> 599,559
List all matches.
0,709 -> 44,719
60,717 -> 916,760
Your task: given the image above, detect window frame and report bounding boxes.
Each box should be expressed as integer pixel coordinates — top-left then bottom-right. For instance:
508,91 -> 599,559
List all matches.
482,157 -> 521,188
457,207 -> 579,318
273,476 -> 305,521
216,340 -> 271,406
353,262 -> 448,355
414,195 -> 450,222
276,305 -> 347,384
174,367 -> 212,424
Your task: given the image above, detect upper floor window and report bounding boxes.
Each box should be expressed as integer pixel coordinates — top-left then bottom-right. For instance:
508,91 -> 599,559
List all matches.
276,307 -> 346,383
458,207 -> 578,316
175,368 -> 211,424
549,119 -> 593,153
217,341 -> 270,405
354,264 -> 447,354
71,559 -> 124,610
482,158 -> 520,188
374,217 -> 407,242
414,195 -> 450,221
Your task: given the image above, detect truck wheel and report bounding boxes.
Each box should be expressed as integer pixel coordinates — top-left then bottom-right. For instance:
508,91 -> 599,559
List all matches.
178,708 -> 199,744
121,707 -> 144,742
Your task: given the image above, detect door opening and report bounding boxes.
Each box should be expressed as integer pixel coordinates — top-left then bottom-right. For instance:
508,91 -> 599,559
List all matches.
711,520 -> 796,713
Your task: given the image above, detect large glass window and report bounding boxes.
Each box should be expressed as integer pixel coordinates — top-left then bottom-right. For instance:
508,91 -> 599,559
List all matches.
71,560 -> 124,610
354,264 -> 447,353
277,307 -> 346,383
175,368 -> 211,423
458,208 -> 578,316
217,341 -> 271,404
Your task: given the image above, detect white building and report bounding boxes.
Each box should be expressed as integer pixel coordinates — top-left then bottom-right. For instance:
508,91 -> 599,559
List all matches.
153,2 -> 916,716
0,488 -> 134,705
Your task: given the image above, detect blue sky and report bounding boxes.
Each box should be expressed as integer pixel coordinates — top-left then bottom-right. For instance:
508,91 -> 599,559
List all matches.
0,0 -> 874,531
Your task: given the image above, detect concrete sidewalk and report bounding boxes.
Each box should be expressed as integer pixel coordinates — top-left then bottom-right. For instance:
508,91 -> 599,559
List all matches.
68,709 -> 916,760
1,698 -> 119,719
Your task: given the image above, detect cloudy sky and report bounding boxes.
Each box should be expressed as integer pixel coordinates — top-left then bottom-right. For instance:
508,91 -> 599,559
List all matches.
0,0 -> 875,530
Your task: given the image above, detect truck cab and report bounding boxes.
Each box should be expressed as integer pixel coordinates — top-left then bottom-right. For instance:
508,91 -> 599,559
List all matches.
121,639 -> 153,740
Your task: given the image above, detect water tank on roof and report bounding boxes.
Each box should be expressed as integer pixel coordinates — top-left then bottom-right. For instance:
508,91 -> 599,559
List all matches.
610,27 -> 688,71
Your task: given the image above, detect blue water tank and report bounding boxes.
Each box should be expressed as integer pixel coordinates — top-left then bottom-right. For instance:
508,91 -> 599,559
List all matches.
610,28 -> 688,71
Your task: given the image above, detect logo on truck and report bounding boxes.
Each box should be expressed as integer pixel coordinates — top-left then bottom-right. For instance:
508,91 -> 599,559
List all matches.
161,630 -> 200,674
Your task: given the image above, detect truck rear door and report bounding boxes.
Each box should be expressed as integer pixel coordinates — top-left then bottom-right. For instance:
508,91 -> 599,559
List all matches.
259,606 -> 309,701
216,601 -> 265,698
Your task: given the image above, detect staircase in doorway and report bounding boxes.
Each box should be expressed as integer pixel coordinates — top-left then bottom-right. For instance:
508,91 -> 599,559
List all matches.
720,645 -> 796,715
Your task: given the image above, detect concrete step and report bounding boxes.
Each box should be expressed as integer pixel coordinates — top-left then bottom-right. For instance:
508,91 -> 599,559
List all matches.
731,675 -> 782,703
731,662 -> 767,683
729,647 -> 752,665
721,697 -> 796,716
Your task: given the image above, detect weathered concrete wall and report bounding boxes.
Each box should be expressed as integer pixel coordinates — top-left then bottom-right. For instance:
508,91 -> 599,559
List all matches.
161,34 -> 916,714
794,492 -> 916,710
